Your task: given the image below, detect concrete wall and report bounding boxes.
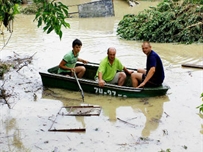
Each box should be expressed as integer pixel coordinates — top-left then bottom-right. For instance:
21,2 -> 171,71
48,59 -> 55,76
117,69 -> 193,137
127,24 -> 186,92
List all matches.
78,0 -> 114,18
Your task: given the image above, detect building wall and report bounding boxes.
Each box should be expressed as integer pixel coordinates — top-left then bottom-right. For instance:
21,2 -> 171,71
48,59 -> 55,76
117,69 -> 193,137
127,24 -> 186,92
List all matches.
78,0 -> 114,18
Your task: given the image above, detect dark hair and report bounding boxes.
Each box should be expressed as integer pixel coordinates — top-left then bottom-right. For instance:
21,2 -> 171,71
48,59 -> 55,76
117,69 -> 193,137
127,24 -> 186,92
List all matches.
72,39 -> 82,47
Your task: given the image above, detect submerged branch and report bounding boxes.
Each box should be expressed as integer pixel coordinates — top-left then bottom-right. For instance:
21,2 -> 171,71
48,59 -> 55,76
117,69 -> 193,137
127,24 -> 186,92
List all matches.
117,117 -> 137,127
15,52 -> 37,72
185,22 -> 203,29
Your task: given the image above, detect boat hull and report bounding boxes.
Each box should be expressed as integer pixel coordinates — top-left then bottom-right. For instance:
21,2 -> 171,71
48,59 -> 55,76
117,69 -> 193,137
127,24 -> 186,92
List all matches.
39,63 -> 170,98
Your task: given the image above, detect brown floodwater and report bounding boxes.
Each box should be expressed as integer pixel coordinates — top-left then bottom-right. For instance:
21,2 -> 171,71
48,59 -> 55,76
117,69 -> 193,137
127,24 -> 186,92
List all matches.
0,0 -> 203,151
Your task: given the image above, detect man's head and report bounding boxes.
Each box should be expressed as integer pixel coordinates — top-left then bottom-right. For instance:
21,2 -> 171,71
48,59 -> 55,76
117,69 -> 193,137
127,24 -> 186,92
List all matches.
107,47 -> 116,63
142,41 -> 152,56
72,39 -> 82,54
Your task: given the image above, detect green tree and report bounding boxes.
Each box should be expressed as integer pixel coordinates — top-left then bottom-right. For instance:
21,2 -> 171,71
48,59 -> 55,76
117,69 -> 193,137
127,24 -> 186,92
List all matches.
33,0 -> 70,40
0,0 -> 20,32
0,0 -> 70,40
117,0 -> 203,44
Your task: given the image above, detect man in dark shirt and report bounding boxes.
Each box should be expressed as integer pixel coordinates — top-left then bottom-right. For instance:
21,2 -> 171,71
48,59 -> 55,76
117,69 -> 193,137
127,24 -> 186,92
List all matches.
131,41 -> 165,88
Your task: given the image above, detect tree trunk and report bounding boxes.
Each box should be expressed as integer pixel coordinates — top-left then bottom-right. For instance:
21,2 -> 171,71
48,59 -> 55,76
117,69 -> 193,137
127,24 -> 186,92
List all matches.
22,0 -> 28,4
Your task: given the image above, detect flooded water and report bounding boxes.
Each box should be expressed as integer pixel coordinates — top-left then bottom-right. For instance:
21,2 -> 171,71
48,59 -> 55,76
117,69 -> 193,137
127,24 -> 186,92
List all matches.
0,0 -> 203,151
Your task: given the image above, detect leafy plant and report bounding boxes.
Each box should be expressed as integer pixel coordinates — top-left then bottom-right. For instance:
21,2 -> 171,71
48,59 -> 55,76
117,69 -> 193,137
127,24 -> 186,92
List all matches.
0,0 -> 70,40
117,0 -> 203,44
159,148 -> 171,152
33,0 -> 70,40
184,0 -> 203,4
0,1 -> 20,30
196,93 -> 203,113
12,0 -> 22,4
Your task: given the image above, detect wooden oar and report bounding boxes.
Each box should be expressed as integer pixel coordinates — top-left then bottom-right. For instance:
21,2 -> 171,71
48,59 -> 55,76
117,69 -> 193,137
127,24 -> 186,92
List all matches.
87,62 -> 137,71
73,71 -> 84,102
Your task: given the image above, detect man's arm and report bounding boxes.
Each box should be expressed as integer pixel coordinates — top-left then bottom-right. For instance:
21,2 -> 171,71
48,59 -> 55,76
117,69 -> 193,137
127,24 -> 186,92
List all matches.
98,72 -> 103,81
98,72 -> 105,87
59,60 -> 73,71
123,67 -> 134,75
137,67 -> 155,88
77,58 -> 88,64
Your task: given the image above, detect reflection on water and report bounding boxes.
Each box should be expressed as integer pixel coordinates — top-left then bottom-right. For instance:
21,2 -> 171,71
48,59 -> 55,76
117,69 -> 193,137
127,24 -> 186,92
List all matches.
42,88 -> 169,137
136,96 -> 168,137
0,107 -> 30,151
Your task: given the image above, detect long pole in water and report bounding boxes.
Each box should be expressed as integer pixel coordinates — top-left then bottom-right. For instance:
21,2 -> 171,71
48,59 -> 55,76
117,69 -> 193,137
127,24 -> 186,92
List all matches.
73,71 -> 84,102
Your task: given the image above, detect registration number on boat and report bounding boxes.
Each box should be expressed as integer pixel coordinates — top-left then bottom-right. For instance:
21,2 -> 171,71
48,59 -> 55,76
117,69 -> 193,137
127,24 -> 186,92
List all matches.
94,87 -> 127,97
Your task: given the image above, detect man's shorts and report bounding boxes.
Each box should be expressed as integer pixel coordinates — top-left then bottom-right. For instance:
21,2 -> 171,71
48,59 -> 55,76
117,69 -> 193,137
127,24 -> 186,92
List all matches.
59,72 -> 72,76
107,72 -> 120,84
95,72 -> 121,84
142,74 -> 161,87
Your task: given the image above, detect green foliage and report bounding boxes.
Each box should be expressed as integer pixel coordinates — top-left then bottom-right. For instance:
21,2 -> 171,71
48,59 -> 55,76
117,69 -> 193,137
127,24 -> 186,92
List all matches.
33,1 -> 70,40
0,1 -> 20,28
12,0 -> 22,4
1,0 -> 70,40
0,63 -> 11,76
196,93 -> 203,113
117,0 -> 203,44
184,0 -> 203,4
159,149 -> 171,152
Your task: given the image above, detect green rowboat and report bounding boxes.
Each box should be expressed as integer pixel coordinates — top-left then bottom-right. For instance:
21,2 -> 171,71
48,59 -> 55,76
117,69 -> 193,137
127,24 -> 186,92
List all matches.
39,62 -> 170,98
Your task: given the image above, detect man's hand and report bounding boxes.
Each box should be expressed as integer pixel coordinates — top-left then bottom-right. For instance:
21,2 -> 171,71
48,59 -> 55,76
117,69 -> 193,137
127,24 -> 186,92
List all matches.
70,68 -> 75,72
82,60 -> 88,64
98,79 -> 105,87
137,82 -> 145,88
